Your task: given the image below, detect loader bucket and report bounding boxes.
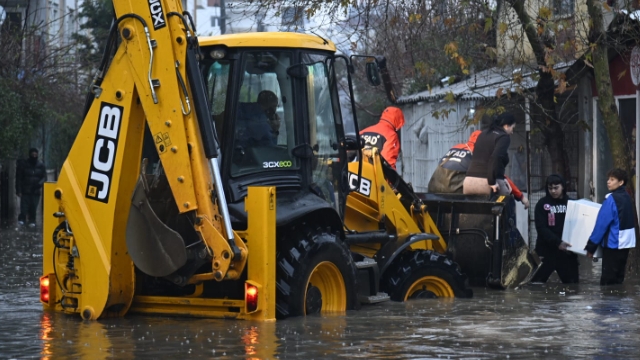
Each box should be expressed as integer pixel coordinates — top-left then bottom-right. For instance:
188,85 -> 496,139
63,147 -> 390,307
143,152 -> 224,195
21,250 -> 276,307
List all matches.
419,193 -> 540,289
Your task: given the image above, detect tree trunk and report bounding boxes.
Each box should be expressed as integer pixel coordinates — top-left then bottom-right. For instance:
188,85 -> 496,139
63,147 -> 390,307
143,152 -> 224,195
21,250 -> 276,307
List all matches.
586,0 -> 638,275
505,0 -> 571,186
537,72 -> 572,182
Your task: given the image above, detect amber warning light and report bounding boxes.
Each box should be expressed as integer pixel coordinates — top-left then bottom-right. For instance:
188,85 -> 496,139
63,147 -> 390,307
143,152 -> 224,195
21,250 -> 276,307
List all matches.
40,275 -> 50,304
245,283 -> 259,313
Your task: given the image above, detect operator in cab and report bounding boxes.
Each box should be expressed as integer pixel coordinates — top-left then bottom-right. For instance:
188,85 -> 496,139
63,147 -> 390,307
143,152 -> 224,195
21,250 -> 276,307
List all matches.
236,90 -> 279,148
359,106 -> 405,170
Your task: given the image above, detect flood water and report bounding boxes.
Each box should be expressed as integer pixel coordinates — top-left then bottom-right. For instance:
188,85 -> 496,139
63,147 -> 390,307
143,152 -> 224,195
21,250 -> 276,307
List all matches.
2,227 -> 640,359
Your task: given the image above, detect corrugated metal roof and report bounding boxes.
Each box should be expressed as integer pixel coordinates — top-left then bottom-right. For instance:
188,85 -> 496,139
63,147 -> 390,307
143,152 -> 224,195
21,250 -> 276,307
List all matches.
397,62 -> 575,105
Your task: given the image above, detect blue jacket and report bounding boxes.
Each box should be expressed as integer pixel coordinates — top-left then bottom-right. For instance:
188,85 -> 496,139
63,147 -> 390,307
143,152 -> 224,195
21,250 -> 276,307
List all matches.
586,186 -> 636,252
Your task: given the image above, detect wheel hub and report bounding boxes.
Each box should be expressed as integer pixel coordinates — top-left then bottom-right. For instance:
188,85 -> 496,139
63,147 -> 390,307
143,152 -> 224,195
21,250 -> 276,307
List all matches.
305,285 -> 323,314
303,260 -> 347,314
408,287 -> 437,299
404,275 -> 454,300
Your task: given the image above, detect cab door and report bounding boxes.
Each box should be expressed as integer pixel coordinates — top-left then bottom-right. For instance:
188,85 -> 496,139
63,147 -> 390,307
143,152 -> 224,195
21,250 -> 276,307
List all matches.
302,54 -> 348,216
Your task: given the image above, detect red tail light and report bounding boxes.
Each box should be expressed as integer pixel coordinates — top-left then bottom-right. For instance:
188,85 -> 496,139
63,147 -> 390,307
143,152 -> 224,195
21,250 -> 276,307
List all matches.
40,275 -> 50,304
245,283 -> 259,313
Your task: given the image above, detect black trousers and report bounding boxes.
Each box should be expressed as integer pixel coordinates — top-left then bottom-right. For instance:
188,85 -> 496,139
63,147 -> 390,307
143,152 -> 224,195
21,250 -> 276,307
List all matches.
532,250 -> 580,284
601,247 -> 630,285
18,193 -> 40,224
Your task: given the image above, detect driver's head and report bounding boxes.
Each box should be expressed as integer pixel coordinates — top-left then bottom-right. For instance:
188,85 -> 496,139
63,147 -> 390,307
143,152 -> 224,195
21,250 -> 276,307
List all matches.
257,90 -> 278,116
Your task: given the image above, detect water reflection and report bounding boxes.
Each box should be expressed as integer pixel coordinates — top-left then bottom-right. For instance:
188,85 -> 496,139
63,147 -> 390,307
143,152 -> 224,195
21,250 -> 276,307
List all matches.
40,312 -> 53,359
242,322 -> 279,359
2,227 -> 640,358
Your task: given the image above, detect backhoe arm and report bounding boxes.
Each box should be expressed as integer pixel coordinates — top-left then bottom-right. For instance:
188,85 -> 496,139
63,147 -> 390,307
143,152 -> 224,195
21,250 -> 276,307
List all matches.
113,0 -> 246,280
43,0 -> 245,319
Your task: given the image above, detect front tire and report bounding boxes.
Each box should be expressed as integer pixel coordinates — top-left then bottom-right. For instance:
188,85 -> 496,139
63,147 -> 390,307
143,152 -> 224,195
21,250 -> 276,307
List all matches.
382,249 -> 473,301
275,226 -> 359,318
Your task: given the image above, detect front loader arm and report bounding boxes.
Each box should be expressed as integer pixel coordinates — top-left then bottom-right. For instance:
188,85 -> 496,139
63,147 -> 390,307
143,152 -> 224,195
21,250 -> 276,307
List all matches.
345,148 -> 447,254
43,0 -> 245,320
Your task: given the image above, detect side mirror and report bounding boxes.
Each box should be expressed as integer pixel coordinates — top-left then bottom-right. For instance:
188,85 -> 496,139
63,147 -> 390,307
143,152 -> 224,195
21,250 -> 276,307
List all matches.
366,62 -> 381,86
286,64 -> 309,78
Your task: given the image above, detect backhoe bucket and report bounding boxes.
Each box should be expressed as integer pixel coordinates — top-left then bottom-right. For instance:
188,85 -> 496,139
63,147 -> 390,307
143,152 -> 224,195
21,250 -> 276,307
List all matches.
126,177 -> 187,277
420,194 -> 540,289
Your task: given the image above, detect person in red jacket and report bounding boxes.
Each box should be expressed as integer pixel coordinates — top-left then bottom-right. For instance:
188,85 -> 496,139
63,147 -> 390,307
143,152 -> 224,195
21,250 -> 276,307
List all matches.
359,106 -> 405,169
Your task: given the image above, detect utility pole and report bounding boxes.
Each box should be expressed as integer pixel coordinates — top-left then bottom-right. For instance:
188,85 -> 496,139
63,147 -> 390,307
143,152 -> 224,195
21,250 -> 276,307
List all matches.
220,0 -> 226,34
193,0 -> 197,33
257,7 -> 265,32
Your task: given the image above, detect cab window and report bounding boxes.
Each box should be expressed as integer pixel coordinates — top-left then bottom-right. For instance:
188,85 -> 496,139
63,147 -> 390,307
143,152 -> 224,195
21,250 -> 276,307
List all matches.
231,51 -> 297,177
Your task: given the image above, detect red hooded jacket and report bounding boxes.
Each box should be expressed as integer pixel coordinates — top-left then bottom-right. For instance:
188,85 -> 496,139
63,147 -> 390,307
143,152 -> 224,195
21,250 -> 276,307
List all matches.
359,107 -> 405,169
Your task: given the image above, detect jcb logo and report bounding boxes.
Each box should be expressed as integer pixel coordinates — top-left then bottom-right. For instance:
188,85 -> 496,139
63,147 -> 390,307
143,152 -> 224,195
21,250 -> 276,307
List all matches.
348,172 -> 372,197
263,161 -> 292,168
86,103 -> 123,203
148,0 -> 166,30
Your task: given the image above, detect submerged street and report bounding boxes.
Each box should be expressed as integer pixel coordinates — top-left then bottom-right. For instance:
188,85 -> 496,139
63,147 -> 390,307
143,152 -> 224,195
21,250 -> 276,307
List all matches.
2,226 -> 640,359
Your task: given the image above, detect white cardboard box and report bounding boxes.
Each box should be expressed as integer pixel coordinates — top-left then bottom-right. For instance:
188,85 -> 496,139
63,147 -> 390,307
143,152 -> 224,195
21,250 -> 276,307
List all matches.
562,199 -> 603,258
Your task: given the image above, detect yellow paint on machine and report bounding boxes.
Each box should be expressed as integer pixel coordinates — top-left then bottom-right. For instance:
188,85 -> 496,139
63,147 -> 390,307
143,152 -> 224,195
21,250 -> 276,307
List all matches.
199,32 -> 336,51
128,187 -> 276,320
345,148 -> 447,254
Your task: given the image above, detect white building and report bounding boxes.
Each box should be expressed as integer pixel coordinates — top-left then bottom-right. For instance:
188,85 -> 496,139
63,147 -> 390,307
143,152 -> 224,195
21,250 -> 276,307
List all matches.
0,0 -> 82,48
187,1 -> 359,53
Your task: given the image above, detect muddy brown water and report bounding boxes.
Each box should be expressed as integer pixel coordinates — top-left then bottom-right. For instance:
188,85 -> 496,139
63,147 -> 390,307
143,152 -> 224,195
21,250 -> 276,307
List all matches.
1,227 -> 640,359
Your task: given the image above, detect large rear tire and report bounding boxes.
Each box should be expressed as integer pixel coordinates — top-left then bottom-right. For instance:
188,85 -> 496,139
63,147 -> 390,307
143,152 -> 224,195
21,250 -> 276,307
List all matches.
382,249 -> 473,301
276,226 -> 359,318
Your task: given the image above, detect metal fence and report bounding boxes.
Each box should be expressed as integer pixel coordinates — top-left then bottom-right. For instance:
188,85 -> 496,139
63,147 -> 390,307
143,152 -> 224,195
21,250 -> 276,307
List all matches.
526,128 -> 580,248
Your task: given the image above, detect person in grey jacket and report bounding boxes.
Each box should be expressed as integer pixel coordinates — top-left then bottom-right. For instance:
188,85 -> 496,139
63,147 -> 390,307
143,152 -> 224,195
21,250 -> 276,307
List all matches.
16,148 -> 46,227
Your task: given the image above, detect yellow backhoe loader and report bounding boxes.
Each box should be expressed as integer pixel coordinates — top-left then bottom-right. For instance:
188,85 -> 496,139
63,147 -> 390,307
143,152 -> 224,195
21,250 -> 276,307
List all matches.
41,0 -> 536,321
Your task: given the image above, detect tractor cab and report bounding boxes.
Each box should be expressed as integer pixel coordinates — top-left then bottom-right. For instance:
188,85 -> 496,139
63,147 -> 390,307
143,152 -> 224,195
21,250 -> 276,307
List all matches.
199,34 -> 378,228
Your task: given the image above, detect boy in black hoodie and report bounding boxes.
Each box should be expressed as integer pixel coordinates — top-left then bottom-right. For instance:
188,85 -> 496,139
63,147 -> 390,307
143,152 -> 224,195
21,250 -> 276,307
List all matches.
531,174 -> 579,283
